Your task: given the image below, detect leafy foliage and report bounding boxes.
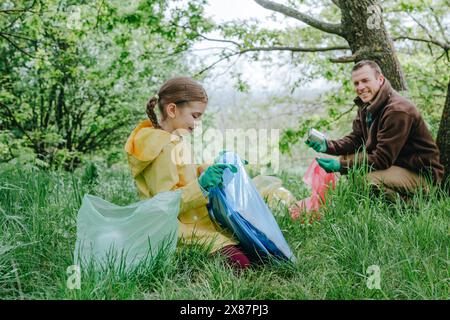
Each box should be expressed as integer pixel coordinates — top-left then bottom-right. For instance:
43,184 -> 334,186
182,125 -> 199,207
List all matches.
0,0 -> 212,169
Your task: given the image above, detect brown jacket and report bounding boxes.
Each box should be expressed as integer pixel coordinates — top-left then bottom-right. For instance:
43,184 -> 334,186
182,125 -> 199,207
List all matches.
326,79 -> 444,183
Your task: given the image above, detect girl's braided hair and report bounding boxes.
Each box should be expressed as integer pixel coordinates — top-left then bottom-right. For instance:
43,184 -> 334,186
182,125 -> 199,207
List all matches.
146,77 -> 208,129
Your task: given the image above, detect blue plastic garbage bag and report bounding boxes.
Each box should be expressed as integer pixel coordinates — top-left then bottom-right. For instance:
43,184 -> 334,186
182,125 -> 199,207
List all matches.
207,152 -> 296,262
74,190 -> 182,270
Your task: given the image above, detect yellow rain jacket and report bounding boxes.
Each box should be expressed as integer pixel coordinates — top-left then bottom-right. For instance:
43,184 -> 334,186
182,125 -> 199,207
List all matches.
124,120 -> 237,253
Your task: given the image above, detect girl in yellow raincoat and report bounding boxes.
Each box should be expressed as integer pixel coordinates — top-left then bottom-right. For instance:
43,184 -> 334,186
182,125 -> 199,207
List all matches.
124,77 -> 251,269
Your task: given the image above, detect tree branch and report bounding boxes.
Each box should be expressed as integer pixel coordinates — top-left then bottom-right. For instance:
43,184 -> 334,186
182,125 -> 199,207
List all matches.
0,31 -> 37,43
0,8 -> 36,14
196,34 -> 242,47
393,36 -> 450,51
94,0 -> 105,30
0,102 -> 35,146
329,54 -> 356,63
254,0 -> 343,36
329,47 -> 384,64
430,7 -> 449,44
0,0 -> 37,17
195,45 -> 350,76
78,120 -> 129,153
407,12 -> 435,41
330,104 -> 356,123
240,45 -> 350,53
404,11 -> 450,58
0,33 -> 34,57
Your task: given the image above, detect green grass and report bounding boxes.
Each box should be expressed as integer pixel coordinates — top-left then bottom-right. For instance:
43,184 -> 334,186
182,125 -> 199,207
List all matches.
0,162 -> 449,299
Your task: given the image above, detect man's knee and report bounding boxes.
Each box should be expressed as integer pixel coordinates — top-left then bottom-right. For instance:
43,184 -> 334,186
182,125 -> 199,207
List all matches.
366,166 -> 428,195
366,170 -> 384,185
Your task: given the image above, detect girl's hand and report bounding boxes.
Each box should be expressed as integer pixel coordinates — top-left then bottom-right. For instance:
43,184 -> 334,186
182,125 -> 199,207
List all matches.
198,163 -> 238,190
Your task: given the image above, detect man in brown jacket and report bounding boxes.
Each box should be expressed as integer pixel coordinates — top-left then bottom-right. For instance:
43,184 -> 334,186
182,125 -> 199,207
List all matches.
306,60 -> 444,199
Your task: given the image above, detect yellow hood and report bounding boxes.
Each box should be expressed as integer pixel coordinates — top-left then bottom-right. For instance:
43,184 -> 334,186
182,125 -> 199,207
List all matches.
124,119 -> 180,177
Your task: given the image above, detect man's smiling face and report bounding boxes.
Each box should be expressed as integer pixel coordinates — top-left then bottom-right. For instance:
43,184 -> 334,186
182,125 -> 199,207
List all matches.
352,65 -> 385,103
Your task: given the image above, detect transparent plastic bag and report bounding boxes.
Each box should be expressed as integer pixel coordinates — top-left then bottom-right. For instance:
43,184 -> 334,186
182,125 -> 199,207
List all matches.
74,191 -> 182,270
207,152 -> 296,262
290,159 -> 337,223
252,175 -> 296,210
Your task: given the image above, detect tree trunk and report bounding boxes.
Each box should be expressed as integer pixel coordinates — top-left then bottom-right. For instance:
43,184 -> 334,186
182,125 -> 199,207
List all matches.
338,0 -> 408,91
436,80 -> 450,187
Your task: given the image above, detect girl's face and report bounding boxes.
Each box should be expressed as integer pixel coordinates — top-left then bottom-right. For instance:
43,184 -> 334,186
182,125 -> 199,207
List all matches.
163,101 -> 207,135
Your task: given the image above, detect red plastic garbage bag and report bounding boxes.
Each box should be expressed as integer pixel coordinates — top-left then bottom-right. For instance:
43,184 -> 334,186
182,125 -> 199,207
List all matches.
290,159 -> 337,223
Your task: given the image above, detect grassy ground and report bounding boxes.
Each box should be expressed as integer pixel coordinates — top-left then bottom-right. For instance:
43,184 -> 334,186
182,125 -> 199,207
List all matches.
0,162 -> 448,299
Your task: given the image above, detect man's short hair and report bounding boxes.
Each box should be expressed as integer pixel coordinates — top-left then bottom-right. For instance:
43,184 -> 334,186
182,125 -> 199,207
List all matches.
352,60 -> 383,76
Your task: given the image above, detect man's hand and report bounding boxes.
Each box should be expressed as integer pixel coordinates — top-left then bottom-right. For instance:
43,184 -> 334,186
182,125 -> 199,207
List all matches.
316,157 -> 340,173
305,139 -> 327,153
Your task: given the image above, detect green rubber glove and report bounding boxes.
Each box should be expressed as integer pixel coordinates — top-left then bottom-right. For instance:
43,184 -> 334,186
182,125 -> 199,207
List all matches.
316,157 -> 341,173
305,139 -> 327,153
198,163 -> 238,190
